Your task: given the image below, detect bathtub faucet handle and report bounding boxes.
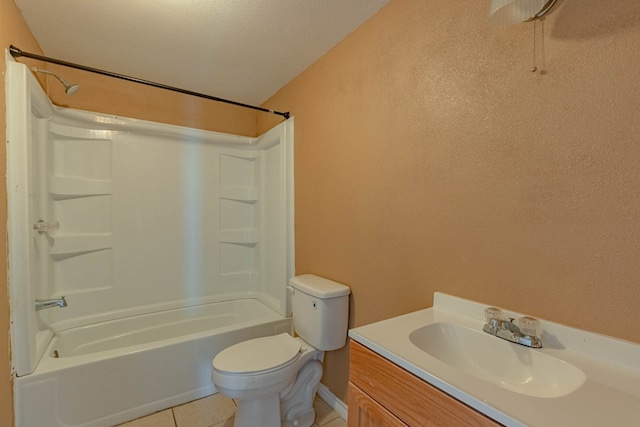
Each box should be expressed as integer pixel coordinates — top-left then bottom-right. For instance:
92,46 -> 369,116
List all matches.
33,220 -> 59,234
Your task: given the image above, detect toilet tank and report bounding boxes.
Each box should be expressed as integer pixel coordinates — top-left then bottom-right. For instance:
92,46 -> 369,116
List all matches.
289,274 -> 350,351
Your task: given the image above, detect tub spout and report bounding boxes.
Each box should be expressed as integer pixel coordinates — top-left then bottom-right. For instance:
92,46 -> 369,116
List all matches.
35,296 -> 67,311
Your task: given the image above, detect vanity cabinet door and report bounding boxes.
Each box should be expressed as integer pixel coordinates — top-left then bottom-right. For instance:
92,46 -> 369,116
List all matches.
348,382 -> 408,427
349,341 -> 503,427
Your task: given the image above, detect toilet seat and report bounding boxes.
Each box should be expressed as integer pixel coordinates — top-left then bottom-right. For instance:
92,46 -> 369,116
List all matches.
213,333 -> 301,375
212,334 -> 309,398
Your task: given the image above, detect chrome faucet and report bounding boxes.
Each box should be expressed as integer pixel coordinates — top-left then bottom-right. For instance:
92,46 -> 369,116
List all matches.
483,308 -> 542,348
35,296 -> 67,311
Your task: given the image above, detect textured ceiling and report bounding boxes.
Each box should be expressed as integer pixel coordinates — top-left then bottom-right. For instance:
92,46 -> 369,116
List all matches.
13,0 -> 389,105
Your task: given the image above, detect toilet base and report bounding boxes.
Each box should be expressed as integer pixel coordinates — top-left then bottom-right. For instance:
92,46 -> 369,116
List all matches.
281,407 -> 315,427
281,359 -> 323,427
234,393 -> 281,427
230,358 -> 324,427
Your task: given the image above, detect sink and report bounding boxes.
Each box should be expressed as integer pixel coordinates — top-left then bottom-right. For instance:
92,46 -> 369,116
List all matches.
350,293 -> 640,426
409,322 -> 586,398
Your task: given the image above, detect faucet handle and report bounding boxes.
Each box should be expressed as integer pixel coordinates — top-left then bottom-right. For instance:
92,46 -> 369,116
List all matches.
484,307 -> 505,322
33,220 -> 60,234
519,316 -> 542,337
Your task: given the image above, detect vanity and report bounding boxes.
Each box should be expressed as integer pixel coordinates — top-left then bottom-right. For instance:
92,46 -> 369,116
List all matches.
349,340 -> 501,426
348,293 -> 640,427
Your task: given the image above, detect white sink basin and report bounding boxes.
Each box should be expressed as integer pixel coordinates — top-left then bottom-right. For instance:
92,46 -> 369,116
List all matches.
409,322 -> 586,398
350,293 -> 640,426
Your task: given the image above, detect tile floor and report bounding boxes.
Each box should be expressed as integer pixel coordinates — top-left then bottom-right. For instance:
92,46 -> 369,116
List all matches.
117,393 -> 346,427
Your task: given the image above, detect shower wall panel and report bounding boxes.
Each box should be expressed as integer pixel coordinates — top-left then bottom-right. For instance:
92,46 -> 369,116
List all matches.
43,116 -> 290,322
7,60 -> 294,376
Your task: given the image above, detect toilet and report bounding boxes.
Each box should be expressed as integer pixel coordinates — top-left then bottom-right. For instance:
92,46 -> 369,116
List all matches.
211,274 -> 350,427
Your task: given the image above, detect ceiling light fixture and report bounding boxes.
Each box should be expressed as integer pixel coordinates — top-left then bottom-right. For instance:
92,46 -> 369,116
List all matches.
488,0 -> 557,27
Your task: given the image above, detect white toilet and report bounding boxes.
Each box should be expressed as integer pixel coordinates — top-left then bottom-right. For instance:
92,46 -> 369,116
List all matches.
211,274 -> 350,427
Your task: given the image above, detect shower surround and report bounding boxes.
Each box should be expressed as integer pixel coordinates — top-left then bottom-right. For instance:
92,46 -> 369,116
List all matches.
6,59 -> 294,426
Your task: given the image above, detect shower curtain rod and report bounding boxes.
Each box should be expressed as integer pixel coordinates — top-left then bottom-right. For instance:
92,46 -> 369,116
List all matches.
9,45 -> 290,120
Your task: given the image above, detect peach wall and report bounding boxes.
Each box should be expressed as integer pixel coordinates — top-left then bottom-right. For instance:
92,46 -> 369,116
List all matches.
43,66 -> 258,136
0,1 -> 46,425
259,0 -> 640,401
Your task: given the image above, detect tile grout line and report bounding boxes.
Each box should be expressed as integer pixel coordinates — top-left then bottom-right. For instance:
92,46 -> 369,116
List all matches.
171,408 -> 178,427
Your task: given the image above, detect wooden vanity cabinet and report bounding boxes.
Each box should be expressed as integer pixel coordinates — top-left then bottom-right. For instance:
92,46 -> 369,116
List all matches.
348,340 -> 503,427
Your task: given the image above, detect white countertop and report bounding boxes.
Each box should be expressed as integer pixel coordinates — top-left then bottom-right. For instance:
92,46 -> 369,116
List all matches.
348,292 -> 640,427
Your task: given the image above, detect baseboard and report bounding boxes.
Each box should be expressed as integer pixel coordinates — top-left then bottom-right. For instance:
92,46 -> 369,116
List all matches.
317,383 -> 348,421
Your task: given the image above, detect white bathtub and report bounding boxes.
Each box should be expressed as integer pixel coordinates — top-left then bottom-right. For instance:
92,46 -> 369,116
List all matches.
14,299 -> 292,427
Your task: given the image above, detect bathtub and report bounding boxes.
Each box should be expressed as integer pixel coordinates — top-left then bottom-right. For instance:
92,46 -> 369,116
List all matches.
14,299 -> 292,427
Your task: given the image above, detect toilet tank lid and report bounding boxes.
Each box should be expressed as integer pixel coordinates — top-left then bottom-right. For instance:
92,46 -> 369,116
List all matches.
289,274 -> 350,298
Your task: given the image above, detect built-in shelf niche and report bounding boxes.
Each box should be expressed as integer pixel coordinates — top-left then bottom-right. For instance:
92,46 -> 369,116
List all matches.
52,139 -> 112,180
49,176 -> 112,198
219,243 -> 255,275
52,195 -> 111,233
219,230 -> 259,245
52,248 -> 113,294
47,122 -> 114,294
219,151 -> 259,276
219,186 -> 259,203
48,234 -> 113,255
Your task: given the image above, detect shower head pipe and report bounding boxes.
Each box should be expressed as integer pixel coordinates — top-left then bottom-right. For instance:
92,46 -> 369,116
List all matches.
32,67 -> 79,95
9,45 -> 290,120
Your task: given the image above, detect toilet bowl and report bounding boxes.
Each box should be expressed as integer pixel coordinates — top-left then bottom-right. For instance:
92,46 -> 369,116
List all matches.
211,274 -> 350,427
212,334 -> 322,427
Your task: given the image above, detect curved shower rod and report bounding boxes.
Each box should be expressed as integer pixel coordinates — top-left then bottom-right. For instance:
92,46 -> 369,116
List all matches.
9,45 -> 290,120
